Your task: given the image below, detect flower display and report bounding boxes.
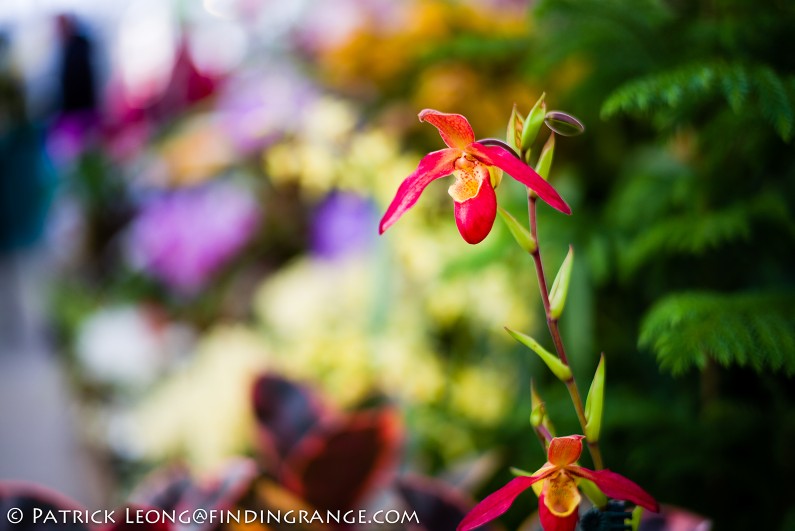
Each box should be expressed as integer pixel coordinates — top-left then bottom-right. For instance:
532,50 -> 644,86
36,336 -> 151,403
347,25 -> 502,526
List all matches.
458,435 -> 658,531
379,109 -> 570,244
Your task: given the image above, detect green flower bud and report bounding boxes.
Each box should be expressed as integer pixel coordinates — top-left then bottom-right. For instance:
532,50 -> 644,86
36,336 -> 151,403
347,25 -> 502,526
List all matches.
549,246 -> 574,320
506,104 -> 525,154
535,133 -> 555,181
585,353 -> 606,443
521,93 -> 547,152
497,206 -> 537,253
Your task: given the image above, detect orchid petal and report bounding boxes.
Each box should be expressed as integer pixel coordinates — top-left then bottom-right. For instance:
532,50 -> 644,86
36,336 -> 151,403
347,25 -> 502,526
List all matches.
542,471 -> 581,517
453,178 -> 497,244
419,109 -> 476,150
379,148 -> 459,234
539,494 -> 579,531
568,466 -> 659,513
547,435 -> 584,467
469,143 -> 571,215
457,475 -> 548,531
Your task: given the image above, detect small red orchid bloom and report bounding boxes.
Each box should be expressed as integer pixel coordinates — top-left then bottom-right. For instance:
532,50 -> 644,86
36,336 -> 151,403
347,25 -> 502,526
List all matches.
379,109 -> 571,244
458,435 -> 659,531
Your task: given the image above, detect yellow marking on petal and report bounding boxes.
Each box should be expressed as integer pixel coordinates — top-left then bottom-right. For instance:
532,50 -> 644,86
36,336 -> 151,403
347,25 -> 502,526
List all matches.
543,470 -> 581,517
448,156 -> 489,202
530,462 -> 557,497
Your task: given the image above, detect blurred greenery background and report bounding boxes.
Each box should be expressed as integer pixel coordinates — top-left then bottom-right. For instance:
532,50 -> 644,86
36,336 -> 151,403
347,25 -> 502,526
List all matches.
1,0 -> 794,529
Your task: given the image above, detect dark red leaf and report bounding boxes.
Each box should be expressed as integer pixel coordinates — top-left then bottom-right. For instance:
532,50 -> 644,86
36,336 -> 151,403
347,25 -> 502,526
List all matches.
173,459 -> 258,531
396,474 -> 494,531
129,464 -> 193,511
281,408 -> 402,512
253,374 -> 329,467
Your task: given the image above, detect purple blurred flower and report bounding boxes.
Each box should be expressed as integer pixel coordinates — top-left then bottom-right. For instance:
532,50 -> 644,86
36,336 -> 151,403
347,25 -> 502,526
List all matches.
217,65 -> 319,154
127,181 -> 261,294
46,110 -> 99,166
311,191 -> 378,260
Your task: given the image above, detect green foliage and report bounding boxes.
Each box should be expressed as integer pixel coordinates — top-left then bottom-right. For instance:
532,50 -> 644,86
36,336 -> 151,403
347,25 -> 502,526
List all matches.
602,62 -> 795,140
639,291 -> 795,375
524,1 -> 795,529
616,192 -> 791,277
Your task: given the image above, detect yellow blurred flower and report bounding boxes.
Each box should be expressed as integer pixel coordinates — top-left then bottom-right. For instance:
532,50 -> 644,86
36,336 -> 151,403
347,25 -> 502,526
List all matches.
130,325 -> 269,470
450,366 -> 513,424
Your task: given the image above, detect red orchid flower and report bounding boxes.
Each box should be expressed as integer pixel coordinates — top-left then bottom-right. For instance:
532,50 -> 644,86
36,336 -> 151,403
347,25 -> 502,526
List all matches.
458,435 -> 659,531
378,110 -> 571,244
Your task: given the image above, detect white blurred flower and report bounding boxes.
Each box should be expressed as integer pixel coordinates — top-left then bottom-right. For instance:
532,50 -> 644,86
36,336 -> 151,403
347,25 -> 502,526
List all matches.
76,305 -> 195,388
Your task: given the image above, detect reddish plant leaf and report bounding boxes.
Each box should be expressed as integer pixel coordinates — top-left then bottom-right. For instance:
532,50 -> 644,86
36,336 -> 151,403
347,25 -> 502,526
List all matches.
281,408 -> 402,512
129,464 -> 194,511
173,459 -> 258,531
396,474 -> 495,531
252,374 -> 329,467
100,506 -> 170,531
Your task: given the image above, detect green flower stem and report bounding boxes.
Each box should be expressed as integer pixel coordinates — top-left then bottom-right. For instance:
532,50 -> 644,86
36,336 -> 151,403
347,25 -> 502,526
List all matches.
528,194 -> 605,470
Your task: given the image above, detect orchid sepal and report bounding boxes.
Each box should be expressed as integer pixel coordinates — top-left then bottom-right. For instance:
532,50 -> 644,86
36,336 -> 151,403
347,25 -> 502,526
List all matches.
418,109 -> 474,149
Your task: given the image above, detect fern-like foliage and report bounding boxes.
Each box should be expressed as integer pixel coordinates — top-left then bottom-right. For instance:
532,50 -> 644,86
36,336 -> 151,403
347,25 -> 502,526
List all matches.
639,291 -> 795,376
617,192 -> 791,277
602,62 -> 794,141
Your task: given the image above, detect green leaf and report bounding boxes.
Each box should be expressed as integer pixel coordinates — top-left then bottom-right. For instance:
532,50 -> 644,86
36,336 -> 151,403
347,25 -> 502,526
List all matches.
506,327 -> 572,382
578,478 -> 608,509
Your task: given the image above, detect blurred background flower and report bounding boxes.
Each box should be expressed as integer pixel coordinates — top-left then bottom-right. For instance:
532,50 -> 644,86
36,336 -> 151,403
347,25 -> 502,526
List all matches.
125,179 -> 261,295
